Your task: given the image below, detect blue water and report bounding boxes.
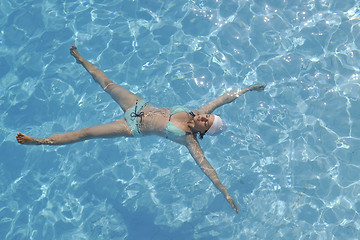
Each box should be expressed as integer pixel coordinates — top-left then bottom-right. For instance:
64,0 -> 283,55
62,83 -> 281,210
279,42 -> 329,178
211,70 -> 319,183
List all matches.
1,0 -> 360,239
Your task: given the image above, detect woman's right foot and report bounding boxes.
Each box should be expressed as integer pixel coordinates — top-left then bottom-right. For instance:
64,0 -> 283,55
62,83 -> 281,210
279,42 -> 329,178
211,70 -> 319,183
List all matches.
70,46 -> 84,63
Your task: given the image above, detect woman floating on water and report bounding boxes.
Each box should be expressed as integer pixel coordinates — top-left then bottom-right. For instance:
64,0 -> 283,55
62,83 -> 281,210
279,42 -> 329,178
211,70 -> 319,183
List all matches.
17,46 -> 266,214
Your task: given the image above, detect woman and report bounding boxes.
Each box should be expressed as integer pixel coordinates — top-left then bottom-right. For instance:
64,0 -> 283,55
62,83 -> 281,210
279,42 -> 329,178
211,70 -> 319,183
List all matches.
17,46 -> 266,214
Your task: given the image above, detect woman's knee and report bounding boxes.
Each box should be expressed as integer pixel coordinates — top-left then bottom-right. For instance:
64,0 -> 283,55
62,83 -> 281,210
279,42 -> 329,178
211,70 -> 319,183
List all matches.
103,82 -> 116,91
78,127 -> 92,140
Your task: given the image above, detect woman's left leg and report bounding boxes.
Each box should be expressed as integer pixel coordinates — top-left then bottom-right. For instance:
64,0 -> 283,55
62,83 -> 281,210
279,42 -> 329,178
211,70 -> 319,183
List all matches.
16,119 -> 132,145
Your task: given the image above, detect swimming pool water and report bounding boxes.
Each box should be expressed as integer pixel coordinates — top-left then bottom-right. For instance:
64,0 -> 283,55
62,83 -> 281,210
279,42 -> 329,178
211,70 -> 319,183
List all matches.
1,0 -> 360,239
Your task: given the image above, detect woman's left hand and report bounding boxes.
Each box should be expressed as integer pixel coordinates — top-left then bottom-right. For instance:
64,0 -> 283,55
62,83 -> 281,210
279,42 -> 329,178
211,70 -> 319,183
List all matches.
226,194 -> 239,214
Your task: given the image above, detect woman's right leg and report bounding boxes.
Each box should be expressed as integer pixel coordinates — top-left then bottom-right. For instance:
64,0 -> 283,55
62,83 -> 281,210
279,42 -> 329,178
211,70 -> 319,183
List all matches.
70,46 -> 141,112
16,119 -> 133,145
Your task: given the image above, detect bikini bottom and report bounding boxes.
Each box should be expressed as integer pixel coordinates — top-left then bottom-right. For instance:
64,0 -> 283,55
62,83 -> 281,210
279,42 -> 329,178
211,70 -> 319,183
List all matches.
124,99 -> 148,137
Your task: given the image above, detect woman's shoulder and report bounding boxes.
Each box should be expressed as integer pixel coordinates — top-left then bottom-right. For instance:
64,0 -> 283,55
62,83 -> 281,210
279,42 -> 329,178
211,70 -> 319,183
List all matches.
190,109 -> 201,115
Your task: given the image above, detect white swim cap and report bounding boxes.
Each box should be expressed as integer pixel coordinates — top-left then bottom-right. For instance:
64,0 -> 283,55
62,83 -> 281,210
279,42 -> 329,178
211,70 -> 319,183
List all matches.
207,115 -> 226,136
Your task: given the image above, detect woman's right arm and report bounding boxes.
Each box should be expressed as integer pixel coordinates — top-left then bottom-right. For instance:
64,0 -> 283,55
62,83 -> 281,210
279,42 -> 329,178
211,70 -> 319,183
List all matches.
198,84 -> 266,114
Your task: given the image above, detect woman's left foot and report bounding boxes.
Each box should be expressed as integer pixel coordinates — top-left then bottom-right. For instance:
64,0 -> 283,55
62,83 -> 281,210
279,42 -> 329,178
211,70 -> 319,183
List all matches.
16,133 -> 38,145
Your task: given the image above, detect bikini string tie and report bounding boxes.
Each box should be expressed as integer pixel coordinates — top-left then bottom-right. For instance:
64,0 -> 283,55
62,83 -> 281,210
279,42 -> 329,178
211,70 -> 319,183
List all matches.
130,100 -> 145,123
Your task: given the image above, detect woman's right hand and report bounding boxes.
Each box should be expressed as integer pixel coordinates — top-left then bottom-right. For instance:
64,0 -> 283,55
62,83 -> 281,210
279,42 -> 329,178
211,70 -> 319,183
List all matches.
250,84 -> 266,91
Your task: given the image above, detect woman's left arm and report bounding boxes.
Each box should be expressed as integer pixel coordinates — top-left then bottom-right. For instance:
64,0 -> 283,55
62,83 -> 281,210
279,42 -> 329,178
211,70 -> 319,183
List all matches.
198,84 -> 266,114
185,136 -> 239,214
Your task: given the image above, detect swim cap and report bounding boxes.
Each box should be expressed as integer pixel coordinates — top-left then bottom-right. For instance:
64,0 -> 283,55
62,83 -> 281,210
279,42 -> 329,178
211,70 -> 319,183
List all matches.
207,115 -> 226,136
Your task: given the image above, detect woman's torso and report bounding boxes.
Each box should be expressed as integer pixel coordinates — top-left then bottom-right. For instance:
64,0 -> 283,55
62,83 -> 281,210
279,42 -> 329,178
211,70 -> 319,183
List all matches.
138,104 -> 196,138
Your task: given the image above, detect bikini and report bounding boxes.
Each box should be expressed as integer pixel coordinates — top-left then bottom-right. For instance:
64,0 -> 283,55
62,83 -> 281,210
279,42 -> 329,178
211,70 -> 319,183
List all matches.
124,99 -> 148,137
124,101 -> 193,138
165,106 -> 194,139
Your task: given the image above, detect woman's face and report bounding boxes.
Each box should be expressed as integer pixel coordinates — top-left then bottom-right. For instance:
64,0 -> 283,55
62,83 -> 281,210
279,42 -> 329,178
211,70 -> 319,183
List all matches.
193,114 -> 215,133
